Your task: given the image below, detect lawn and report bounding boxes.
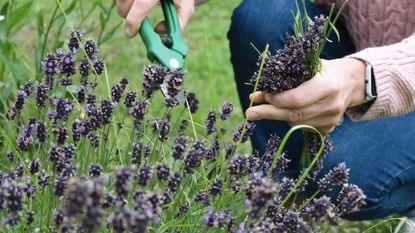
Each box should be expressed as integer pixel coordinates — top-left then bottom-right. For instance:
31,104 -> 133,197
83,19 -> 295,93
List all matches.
0,0 -> 409,232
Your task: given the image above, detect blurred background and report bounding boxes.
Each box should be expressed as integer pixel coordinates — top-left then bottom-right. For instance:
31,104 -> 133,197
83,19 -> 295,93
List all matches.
0,0 -> 404,231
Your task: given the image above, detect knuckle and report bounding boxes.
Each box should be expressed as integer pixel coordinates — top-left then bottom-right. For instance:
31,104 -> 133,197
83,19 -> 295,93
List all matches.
289,94 -> 305,108
288,109 -> 303,122
327,82 -> 341,96
330,101 -> 344,115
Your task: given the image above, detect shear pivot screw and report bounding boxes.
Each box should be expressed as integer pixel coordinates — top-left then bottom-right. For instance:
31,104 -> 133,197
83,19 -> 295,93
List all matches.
169,58 -> 180,69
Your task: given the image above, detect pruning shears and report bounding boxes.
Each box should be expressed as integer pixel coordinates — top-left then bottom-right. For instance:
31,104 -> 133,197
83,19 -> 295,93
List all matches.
139,0 -> 189,70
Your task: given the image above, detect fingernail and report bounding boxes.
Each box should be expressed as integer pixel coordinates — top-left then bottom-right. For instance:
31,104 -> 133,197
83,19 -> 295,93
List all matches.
249,93 -> 254,99
246,111 -> 259,120
125,27 -> 133,38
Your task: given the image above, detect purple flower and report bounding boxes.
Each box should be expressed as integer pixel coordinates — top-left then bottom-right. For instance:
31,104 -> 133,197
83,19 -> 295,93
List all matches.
60,53 -> 76,77
156,163 -> 170,182
84,39 -> 99,59
168,172 -> 181,193
111,79 -> 128,104
36,121 -> 47,144
29,159 -> 40,174
42,54 -> 59,80
307,133 -> 334,174
54,127 -> 68,145
232,122 -> 256,143
12,90 -> 28,117
205,110 -> 217,135
53,98 -> 74,121
101,99 -> 113,125
183,140 -> 205,174
195,189 -> 210,206
219,100 -> 234,120
318,162 -> 350,192
88,132 -> 100,148
246,177 -> 277,218
114,167 -> 132,198
53,209 -> 64,225
36,82 -> 49,108
204,208 -> 219,227
129,142 -> 143,165
172,135 -> 188,160
68,29 -> 84,52
178,203 -> 189,216
79,57 -> 90,77
185,92 -> 199,113
89,164 -> 102,177
136,165 -> 152,186
93,58 -> 104,75
72,118 -> 88,142
6,152 -> 15,162
209,178 -> 222,196
26,211 -> 34,225
3,182 -> 24,212
307,195 -> 336,221
337,184 -> 366,214
124,90 -> 137,108
165,69 -> 184,98
17,121 -> 35,151
38,170 -> 50,191
142,64 -> 167,98
228,154 -> 260,177
129,99 -> 148,123
159,116 -> 171,142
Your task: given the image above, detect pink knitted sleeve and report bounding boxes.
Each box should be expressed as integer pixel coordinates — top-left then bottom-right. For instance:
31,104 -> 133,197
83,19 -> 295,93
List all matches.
346,33 -> 415,120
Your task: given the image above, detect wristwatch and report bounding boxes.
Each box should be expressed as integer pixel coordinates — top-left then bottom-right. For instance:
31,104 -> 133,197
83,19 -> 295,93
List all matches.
363,62 -> 377,104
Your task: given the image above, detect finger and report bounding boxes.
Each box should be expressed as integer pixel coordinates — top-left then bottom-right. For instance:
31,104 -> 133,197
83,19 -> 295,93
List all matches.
289,115 -> 342,129
286,99 -> 342,122
125,0 -> 158,38
174,0 -> 195,31
154,20 -> 167,34
249,92 -> 266,104
264,76 -> 330,109
117,0 -> 134,18
246,104 -> 290,121
319,126 -> 336,135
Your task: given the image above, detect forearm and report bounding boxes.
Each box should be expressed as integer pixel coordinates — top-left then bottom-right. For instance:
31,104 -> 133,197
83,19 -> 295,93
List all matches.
346,33 -> 415,120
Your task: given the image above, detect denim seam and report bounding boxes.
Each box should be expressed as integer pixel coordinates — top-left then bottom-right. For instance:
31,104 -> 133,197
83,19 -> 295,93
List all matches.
374,162 -> 415,208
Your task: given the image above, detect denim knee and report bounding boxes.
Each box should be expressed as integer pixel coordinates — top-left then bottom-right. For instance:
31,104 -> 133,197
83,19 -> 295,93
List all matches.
228,0 -> 298,54
321,149 -> 415,220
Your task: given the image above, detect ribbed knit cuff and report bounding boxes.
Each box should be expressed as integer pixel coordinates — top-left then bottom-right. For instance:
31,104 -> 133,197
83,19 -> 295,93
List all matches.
345,48 -> 393,120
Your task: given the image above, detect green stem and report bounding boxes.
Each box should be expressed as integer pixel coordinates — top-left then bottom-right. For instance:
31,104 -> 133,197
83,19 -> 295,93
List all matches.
37,4 -> 59,77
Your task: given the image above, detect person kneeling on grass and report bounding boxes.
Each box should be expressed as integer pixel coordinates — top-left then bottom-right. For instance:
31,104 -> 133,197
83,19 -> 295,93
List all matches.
115,0 -> 415,222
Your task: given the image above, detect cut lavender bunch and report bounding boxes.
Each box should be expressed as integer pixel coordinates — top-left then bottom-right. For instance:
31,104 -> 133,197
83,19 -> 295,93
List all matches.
250,15 -> 328,94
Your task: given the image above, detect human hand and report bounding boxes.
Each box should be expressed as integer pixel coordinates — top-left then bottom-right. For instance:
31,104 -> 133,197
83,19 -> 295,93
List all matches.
246,58 -> 367,134
116,0 -> 195,38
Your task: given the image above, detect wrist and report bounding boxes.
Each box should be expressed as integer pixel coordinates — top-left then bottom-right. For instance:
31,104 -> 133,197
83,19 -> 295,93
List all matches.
346,58 -> 366,108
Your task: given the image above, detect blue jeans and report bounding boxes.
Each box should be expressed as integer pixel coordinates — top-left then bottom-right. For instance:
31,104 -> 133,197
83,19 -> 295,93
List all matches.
228,0 -> 415,220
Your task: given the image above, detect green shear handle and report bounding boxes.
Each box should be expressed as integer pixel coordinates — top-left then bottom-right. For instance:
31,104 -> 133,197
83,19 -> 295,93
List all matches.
139,0 -> 189,69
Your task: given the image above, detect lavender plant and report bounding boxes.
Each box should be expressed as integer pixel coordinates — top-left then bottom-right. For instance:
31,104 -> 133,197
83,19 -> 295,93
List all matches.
0,3 -> 367,233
